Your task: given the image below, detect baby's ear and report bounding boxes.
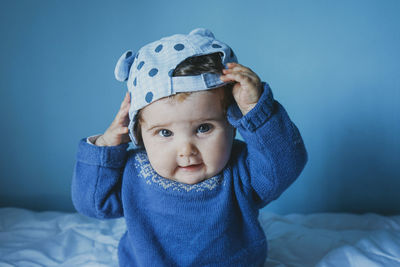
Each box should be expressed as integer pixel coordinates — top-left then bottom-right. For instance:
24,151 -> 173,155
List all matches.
114,50 -> 135,82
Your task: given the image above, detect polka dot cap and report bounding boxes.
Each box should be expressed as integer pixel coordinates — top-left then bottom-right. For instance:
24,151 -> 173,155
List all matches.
114,28 -> 238,145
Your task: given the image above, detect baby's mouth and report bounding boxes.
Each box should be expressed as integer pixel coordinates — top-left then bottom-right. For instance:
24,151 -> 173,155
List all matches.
178,163 -> 204,172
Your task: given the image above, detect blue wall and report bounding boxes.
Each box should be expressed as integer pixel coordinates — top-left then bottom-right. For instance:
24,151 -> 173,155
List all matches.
1,0 -> 399,214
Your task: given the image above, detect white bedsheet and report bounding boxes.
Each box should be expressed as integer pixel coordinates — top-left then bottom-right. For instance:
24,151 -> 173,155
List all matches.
1,208 -> 399,267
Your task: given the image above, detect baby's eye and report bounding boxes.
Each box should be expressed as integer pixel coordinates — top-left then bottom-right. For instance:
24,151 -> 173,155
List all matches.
159,129 -> 173,137
197,123 -> 213,134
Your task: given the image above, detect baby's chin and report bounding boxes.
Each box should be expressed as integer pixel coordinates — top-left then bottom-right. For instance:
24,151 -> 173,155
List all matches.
174,177 -> 207,185
158,167 -> 221,185
169,171 -> 210,185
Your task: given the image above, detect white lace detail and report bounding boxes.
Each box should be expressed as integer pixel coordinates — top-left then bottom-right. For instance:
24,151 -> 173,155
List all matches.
134,151 -> 223,192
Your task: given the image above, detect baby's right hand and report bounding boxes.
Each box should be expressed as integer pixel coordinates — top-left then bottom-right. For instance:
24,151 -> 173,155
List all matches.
95,92 -> 131,146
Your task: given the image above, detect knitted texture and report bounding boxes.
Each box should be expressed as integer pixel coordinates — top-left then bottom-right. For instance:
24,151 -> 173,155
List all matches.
72,83 -> 307,266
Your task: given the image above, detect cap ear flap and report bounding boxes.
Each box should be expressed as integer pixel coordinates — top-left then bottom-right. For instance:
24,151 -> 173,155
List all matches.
114,50 -> 135,82
189,28 -> 215,39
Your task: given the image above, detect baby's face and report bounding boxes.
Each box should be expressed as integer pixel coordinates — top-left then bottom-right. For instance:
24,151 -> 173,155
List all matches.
140,90 -> 235,185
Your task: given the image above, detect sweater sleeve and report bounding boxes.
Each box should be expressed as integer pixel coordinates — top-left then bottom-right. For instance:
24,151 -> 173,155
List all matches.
227,82 -> 308,208
71,139 -> 129,219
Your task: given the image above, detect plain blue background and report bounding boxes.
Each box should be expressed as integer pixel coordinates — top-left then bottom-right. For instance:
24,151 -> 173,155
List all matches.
0,0 -> 399,214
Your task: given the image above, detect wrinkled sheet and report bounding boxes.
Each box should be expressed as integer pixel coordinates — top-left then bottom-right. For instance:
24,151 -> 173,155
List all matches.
1,208 -> 400,267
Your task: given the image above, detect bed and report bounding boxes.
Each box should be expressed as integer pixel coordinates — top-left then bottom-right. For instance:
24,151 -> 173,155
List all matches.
1,208 -> 399,267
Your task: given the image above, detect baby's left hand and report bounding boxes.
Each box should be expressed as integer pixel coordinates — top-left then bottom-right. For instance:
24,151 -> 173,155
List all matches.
220,62 -> 262,115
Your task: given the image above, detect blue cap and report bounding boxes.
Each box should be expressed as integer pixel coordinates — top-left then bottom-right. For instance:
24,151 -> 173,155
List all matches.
114,28 -> 238,145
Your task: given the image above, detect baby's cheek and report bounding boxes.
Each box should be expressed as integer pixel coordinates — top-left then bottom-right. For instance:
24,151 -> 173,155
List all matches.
218,137 -> 234,168
206,142 -> 231,173
151,150 -> 176,178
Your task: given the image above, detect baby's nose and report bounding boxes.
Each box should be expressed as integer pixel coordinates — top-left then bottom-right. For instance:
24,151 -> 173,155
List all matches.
178,142 -> 198,157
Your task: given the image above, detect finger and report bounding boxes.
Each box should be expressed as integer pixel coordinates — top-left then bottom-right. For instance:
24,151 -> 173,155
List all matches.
225,62 -> 238,68
115,106 -> 130,125
225,65 -> 261,86
220,72 -> 257,85
118,126 -> 129,135
226,63 -> 255,75
116,95 -> 131,121
222,68 -> 255,78
120,92 -> 131,109
222,65 -> 258,81
224,66 -> 261,85
108,125 -> 128,137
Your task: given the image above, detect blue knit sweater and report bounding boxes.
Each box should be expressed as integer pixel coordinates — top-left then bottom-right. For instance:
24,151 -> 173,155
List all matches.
72,83 -> 307,267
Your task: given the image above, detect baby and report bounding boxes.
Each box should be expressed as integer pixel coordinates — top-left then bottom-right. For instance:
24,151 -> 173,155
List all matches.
72,28 -> 307,266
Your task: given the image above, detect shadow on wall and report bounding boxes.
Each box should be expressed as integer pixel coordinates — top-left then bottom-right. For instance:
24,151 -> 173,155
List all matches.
320,113 -> 399,215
